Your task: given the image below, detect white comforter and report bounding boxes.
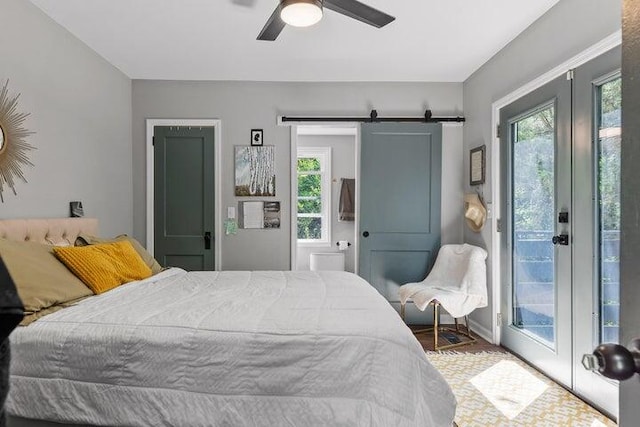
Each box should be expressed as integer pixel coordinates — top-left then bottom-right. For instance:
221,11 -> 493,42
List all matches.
8,269 -> 455,426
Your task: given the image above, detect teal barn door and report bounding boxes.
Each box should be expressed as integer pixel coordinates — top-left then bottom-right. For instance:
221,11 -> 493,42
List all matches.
154,126 -> 215,271
359,123 -> 442,313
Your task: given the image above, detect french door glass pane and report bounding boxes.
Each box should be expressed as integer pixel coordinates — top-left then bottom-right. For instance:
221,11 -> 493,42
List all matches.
597,77 -> 621,344
511,105 -> 556,348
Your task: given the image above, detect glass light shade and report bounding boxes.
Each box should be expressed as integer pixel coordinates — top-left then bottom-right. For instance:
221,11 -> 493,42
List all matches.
281,1 -> 323,27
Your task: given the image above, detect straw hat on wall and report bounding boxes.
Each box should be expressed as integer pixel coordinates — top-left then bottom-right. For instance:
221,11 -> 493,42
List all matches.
464,193 -> 487,232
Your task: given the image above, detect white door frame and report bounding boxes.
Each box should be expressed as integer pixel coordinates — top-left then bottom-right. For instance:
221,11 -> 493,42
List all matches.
146,119 -> 222,270
285,121 -> 361,272
490,30 -> 621,345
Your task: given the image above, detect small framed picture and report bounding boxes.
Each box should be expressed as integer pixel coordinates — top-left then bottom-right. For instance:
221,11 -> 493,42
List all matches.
69,201 -> 84,218
251,129 -> 263,146
470,145 -> 486,185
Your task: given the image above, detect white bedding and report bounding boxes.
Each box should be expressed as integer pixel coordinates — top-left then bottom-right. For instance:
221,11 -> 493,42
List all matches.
8,269 -> 455,426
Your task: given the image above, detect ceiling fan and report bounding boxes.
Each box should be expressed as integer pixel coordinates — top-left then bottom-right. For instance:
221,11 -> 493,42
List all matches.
257,0 -> 395,41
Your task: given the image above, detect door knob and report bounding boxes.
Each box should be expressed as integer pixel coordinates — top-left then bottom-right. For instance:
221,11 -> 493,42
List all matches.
582,338 -> 640,381
362,231 -> 369,238
204,232 -> 212,250
552,234 -> 569,245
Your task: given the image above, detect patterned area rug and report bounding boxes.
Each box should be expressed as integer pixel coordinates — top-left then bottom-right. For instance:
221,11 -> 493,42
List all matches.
425,351 -> 616,427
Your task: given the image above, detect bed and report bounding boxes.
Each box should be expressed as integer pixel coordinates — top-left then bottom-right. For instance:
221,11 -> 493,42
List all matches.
3,218 -> 456,427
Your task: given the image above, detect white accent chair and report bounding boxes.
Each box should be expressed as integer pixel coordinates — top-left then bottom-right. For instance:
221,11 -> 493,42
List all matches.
399,244 -> 488,351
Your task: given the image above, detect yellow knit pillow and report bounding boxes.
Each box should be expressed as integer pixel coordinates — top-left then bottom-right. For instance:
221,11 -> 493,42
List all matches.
53,240 -> 152,294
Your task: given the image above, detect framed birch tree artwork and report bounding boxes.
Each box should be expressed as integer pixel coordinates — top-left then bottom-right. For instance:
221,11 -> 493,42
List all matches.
235,146 -> 276,196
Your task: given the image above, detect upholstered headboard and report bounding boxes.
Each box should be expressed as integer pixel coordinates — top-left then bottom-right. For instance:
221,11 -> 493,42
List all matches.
0,218 -> 98,246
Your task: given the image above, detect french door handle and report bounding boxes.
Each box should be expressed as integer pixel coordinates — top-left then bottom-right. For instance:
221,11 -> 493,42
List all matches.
552,234 -> 569,245
204,232 -> 212,250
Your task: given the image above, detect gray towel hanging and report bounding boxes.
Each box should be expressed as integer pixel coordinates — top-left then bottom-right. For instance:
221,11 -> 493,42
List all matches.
339,178 -> 355,222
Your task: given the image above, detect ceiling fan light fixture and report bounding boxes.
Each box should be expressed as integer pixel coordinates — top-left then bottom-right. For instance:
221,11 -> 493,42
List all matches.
280,0 -> 323,28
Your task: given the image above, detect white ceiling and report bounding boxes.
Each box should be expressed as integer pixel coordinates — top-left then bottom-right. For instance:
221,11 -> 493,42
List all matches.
30,0 -> 560,82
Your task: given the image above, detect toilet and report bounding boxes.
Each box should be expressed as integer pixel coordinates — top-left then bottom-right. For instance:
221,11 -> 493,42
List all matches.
309,252 -> 345,271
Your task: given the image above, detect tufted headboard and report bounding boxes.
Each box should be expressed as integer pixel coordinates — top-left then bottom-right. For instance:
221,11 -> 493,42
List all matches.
0,218 -> 98,246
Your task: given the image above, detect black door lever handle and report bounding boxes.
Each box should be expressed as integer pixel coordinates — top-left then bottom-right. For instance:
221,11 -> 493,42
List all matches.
204,232 -> 212,250
552,234 -> 569,245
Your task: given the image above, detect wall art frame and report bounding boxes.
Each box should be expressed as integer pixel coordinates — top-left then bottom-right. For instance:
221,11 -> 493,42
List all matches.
235,145 -> 276,196
0,80 -> 35,202
251,129 -> 263,146
470,145 -> 486,186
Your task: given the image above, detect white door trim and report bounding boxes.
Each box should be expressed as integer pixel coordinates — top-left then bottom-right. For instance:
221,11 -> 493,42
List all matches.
490,30 -> 621,345
146,119 -> 222,270
289,125 -> 298,270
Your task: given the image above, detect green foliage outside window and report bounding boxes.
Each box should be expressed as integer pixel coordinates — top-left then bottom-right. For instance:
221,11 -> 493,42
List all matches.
600,78 -> 621,119
512,78 -> 621,234
513,107 -> 555,231
599,78 -> 621,231
297,157 -> 323,240
298,217 -> 322,240
298,174 -> 321,206
298,198 -> 321,214
298,158 -> 320,171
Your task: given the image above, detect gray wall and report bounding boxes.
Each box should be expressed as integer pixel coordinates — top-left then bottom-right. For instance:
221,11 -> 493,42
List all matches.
620,0 -> 640,423
441,125 -> 465,246
463,0 -> 621,333
132,81 -> 463,270
296,133 -> 357,272
0,0 -> 132,237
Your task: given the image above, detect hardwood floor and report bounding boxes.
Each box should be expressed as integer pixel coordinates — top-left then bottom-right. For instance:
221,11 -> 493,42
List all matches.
410,324 -> 507,353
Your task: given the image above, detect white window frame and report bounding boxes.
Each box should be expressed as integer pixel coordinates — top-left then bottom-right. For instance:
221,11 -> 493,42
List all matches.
296,147 -> 332,247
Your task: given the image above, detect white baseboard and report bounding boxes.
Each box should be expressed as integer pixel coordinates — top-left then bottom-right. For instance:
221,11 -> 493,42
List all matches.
469,319 -> 494,344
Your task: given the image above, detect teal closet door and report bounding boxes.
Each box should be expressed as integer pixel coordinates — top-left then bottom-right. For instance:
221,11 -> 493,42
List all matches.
154,126 -> 215,271
359,123 -> 442,302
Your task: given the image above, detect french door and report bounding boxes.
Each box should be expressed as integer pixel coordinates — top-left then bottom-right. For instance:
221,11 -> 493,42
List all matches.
500,47 -> 621,417
500,73 -> 573,386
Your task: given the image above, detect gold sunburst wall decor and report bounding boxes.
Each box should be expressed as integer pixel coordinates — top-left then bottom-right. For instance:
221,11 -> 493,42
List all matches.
0,80 -> 35,202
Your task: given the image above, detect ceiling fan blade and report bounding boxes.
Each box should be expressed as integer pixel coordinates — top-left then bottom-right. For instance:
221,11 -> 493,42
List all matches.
324,0 -> 395,28
257,4 -> 286,41
231,0 -> 257,7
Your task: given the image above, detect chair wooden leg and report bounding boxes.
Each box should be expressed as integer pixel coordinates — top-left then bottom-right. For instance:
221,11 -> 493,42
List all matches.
454,317 -> 460,333
463,315 -> 474,339
400,302 -> 405,321
433,302 -> 440,351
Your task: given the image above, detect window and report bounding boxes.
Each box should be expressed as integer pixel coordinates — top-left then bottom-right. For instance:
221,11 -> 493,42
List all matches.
297,147 -> 331,245
596,76 -> 621,344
